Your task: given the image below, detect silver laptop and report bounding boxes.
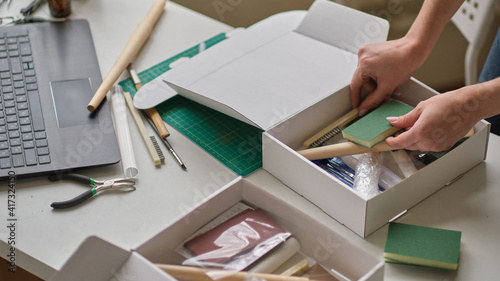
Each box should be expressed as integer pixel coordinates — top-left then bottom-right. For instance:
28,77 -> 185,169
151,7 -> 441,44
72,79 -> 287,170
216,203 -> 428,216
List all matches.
0,19 -> 120,178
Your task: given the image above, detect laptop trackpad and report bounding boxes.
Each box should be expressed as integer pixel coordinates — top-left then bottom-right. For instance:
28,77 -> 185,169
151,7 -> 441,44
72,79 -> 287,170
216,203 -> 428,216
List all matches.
50,79 -> 100,128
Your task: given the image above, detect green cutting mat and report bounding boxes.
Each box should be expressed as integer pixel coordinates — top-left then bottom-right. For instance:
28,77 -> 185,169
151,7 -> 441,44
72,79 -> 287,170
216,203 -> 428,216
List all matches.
119,33 -> 263,176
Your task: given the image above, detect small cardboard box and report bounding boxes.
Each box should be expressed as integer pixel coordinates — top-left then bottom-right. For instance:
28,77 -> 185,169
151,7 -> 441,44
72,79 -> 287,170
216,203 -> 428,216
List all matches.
51,177 -> 384,281
262,80 -> 489,237
135,0 -> 489,238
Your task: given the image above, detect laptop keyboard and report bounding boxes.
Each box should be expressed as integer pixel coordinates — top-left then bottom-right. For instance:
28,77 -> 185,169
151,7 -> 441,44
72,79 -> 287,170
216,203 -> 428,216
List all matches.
0,30 -> 50,169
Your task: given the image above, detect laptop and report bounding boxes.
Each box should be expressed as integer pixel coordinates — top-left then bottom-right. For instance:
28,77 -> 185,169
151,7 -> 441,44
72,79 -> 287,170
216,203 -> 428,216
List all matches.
0,19 -> 120,179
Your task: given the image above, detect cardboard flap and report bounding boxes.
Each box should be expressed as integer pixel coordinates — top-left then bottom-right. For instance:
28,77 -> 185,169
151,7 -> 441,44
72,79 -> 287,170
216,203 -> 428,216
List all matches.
137,0 -> 388,130
133,10 -> 307,111
165,81 -> 260,127
50,236 -> 131,281
295,0 -> 389,53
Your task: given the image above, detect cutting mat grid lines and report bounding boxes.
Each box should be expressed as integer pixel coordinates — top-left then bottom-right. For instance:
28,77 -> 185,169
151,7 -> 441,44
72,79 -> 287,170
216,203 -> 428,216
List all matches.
119,33 -> 263,176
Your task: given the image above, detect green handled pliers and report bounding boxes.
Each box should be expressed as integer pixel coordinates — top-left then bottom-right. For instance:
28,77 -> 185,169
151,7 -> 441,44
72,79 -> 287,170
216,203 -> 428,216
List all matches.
49,173 -> 136,209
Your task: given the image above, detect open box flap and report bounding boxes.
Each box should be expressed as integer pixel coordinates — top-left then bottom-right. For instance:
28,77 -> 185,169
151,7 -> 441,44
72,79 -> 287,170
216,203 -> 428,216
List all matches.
295,0 -> 389,53
50,236 -> 174,281
134,0 -> 388,130
49,236 -> 132,281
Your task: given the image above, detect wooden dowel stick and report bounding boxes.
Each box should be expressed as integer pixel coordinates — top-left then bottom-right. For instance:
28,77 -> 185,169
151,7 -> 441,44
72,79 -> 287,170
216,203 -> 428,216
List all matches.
87,0 -> 166,111
298,128 -> 475,161
298,141 -> 394,160
155,264 -> 311,281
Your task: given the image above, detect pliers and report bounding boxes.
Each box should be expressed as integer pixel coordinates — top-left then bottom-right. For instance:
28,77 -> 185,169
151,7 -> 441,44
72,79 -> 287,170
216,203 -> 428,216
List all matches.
49,173 -> 136,209
0,0 -> 49,27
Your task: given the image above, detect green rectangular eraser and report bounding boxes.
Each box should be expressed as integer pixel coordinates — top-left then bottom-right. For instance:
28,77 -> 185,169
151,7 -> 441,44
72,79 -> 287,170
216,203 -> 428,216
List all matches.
384,222 -> 462,270
342,100 -> 414,148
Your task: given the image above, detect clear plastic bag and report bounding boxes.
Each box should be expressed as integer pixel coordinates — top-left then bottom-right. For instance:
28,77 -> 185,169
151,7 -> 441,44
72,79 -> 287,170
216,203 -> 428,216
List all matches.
178,204 -> 292,272
352,152 -> 382,199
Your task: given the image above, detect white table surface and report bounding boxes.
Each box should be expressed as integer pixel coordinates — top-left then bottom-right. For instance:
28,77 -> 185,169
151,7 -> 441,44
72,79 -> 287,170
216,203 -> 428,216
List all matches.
1,1 -> 499,280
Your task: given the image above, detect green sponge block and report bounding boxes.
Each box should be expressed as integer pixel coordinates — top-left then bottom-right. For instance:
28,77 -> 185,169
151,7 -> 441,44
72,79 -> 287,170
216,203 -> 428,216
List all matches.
342,100 -> 414,148
384,222 -> 462,270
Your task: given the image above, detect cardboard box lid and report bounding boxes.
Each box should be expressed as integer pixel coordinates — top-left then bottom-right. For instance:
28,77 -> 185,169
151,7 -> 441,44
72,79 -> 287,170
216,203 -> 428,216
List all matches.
134,0 -> 389,131
49,236 -> 173,281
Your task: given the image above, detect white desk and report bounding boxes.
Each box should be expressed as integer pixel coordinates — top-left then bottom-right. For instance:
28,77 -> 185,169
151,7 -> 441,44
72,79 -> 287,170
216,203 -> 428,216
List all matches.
0,1 -> 499,280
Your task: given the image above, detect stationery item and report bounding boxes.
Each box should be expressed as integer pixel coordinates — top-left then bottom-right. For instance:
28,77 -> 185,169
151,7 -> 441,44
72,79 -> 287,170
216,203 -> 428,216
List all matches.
384,222 -> 462,270
298,141 -> 394,161
87,0 -> 166,111
280,259 -> 310,276
155,264 -> 311,281
128,63 -> 186,169
119,33 -> 263,176
150,135 -> 166,163
0,20 -> 120,179
247,237 -> 301,273
352,152 -> 382,199
48,173 -> 136,209
303,108 -> 359,148
128,63 -> 170,138
110,85 -> 139,178
342,100 -> 414,148
122,91 -> 163,167
182,208 -> 291,271
142,111 -> 187,170
299,127 -> 475,161
314,157 -> 355,187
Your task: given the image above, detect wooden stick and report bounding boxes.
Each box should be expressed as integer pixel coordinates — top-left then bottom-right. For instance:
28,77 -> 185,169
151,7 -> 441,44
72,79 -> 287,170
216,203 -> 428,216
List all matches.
155,264 -> 312,281
298,128 -> 476,161
123,91 -> 162,167
280,260 -> 310,277
128,64 -> 170,138
87,0 -> 166,111
303,108 -> 359,148
298,141 -> 393,160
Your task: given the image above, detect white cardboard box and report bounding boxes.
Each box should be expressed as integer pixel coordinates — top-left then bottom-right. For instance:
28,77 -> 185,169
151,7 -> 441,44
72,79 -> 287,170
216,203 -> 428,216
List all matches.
51,177 -> 384,281
133,0 -> 490,237
262,81 -> 489,237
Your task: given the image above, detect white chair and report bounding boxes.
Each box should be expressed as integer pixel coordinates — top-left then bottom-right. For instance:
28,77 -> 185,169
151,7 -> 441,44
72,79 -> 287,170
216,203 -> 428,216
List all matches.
451,0 -> 498,85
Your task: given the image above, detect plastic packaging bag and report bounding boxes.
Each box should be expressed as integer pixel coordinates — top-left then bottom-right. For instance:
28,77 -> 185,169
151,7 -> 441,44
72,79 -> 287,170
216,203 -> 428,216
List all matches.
352,152 -> 382,199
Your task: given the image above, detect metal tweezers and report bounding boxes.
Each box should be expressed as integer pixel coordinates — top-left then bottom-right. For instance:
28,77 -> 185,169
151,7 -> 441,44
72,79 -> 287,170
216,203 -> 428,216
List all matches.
49,173 -> 136,209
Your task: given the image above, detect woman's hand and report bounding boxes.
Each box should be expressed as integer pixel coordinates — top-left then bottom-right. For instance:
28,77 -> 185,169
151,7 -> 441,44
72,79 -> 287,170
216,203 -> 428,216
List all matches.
385,87 -> 485,151
350,37 -> 425,116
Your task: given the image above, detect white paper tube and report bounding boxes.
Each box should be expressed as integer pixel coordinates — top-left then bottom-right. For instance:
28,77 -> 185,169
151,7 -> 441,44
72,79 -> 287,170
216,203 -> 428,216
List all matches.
110,85 -> 138,178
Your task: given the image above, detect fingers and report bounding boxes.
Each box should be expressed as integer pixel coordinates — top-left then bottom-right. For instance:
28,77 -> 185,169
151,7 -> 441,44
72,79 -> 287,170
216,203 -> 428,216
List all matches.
350,68 -> 366,108
358,86 -> 393,115
386,109 -> 420,129
384,110 -> 421,149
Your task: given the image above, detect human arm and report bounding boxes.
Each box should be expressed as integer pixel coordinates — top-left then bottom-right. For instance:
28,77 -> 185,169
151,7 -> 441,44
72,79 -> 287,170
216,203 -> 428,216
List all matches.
385,77 -> 500,151
350,0 -> 465,116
